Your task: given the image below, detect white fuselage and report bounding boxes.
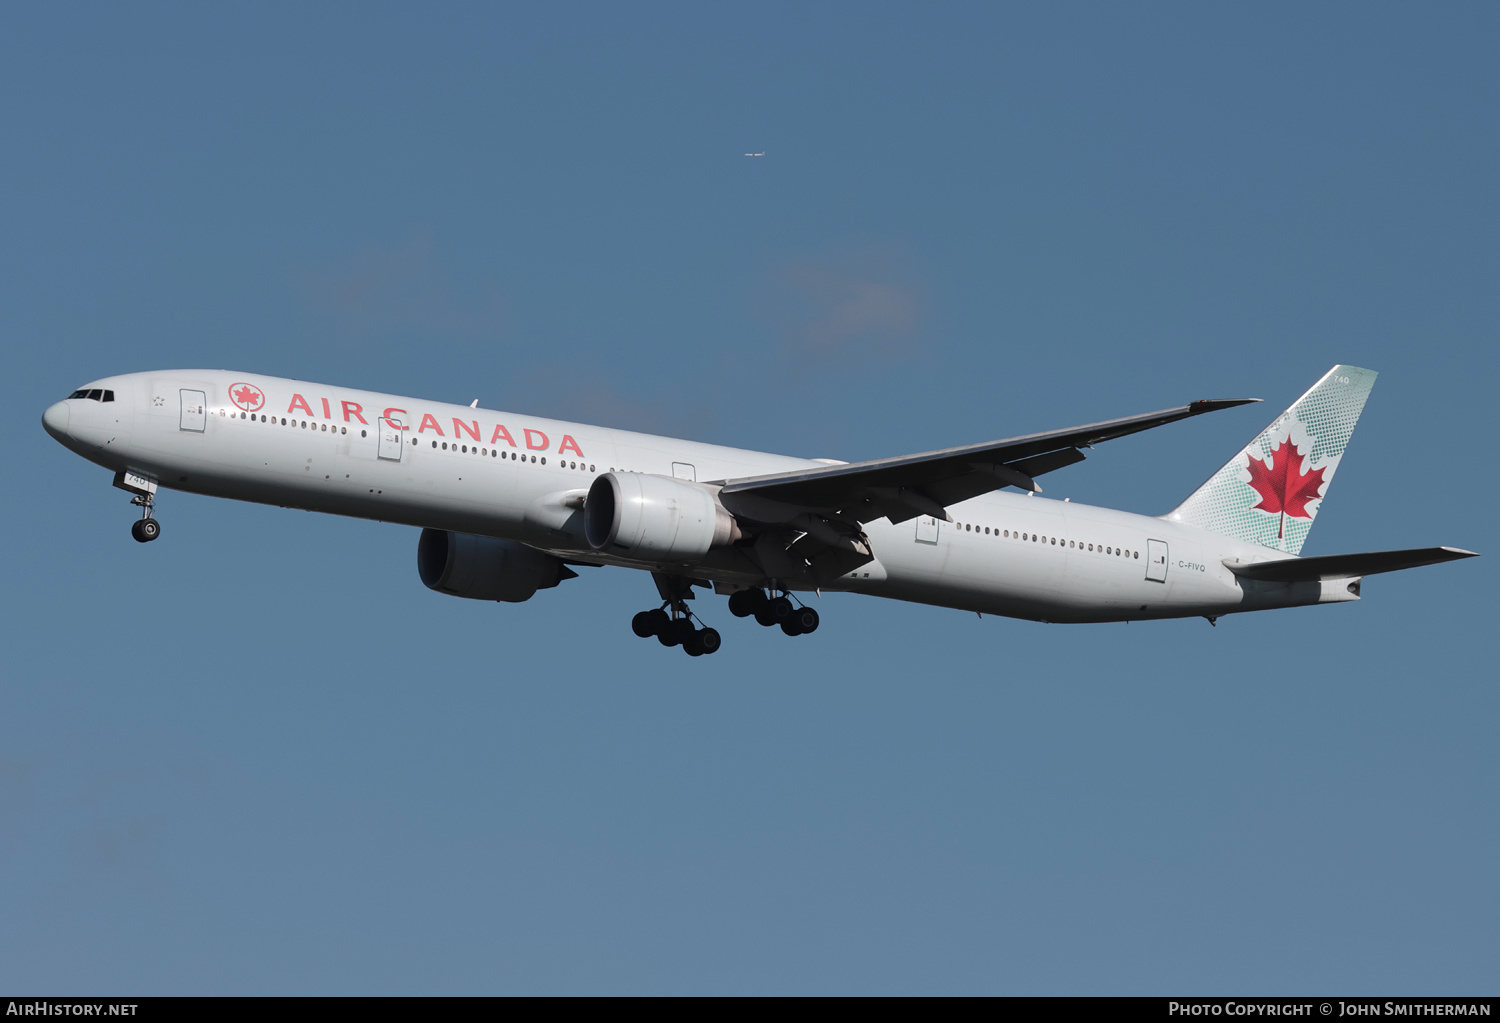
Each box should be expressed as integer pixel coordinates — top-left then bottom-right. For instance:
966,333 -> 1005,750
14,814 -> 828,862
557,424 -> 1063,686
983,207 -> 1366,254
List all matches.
44,370 -> 1350,623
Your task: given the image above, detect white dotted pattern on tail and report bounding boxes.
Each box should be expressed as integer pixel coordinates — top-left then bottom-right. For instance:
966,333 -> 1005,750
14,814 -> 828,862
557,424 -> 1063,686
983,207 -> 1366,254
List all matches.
1165,365 -> 1377,556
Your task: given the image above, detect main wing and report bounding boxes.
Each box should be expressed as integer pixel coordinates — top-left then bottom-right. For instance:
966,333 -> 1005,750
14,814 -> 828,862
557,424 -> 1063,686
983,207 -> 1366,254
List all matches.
716,398 -> 1259,528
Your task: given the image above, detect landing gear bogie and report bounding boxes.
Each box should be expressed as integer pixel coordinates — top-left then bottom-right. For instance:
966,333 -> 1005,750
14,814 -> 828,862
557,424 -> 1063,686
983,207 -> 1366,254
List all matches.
632,577 -> 722,656
743,588 -> 819,637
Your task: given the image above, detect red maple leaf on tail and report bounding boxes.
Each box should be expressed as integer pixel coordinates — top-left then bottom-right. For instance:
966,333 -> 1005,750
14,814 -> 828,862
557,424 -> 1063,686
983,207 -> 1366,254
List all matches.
1245,435 -> 1326,539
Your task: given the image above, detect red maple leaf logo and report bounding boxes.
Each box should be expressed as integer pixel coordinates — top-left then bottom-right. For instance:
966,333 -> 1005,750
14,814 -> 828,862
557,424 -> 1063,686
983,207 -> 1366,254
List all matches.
1245,434 -> 1326,538
230,383 -> 264,411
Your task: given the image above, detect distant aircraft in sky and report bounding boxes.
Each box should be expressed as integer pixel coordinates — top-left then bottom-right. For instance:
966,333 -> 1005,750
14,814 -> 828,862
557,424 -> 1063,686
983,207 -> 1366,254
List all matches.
42,366 -> 1475,655
744,151 -> 765,156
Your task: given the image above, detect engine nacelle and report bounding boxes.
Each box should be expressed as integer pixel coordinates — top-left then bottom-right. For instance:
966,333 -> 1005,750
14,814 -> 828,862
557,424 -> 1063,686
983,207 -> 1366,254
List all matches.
417,529 -> 575,602
584,472 -> 741,564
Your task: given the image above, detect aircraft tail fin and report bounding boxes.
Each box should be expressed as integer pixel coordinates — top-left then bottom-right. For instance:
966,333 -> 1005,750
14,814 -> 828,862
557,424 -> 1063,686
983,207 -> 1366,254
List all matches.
1165,365 -> 1377,555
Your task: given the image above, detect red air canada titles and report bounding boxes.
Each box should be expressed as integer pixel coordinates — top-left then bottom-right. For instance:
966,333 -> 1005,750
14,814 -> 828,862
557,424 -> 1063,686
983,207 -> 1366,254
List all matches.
283,392 -> 585,457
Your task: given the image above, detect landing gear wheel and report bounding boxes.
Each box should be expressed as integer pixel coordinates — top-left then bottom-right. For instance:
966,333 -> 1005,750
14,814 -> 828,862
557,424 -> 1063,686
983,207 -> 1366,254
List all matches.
659,618 -> 696,648
780,619 -> 803,637
790,606 -> 819,634
695,627 -> 721,655
727,589 -> 765,618
633,609 -> 669,638
683,630 -> 705,656
769,596 -> 794,623
131,518 -> 160,543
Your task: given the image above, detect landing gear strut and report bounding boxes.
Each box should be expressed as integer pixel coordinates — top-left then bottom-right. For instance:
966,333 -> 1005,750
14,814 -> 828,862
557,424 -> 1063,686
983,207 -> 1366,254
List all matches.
728,587 -> 819,636
129,492 -> 160,543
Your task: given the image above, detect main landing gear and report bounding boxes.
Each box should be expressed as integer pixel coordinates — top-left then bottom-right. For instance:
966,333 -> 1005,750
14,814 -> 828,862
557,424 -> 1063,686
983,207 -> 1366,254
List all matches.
632,606 -> 722,657
129,492 -> 161,544
630,577 -> 820,656
727,588 -> 819,637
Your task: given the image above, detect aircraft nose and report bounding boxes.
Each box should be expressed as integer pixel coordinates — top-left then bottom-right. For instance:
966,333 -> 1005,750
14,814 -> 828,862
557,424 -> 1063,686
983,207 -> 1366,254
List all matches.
41,401 -> 70,441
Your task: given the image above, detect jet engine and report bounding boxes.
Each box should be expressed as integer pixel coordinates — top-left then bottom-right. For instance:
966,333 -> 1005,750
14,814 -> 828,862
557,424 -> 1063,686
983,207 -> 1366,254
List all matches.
417,529 -> 576,602
584,472 -> 741,563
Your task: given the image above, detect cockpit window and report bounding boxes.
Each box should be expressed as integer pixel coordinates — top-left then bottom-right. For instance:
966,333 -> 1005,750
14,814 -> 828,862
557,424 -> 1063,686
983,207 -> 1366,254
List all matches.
102,390 -> 114,402
65,389 -> 114,401
86,389 -> 102,400
68,389 -> 88,399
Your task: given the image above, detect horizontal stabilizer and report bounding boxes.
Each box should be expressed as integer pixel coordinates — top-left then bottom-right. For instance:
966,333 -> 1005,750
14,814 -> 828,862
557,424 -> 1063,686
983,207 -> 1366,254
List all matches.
1223,546 -> 1478,582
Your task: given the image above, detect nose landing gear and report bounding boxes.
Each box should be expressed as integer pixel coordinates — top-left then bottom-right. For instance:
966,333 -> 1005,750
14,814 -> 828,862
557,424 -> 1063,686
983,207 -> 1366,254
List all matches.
114,471 -> 161,543
129,493 -> 160,543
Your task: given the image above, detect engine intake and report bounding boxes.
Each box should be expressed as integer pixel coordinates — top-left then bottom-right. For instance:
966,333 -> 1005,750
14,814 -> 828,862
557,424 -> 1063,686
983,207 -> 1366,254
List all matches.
417,529 -> 576,602
584,472 -> 741,563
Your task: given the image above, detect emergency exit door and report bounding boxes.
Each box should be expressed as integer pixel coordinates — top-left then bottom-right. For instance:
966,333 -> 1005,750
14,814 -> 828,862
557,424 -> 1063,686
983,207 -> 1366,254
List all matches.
1146,539 -> 1168,582
179,389 -> 206,431
378,417 -> 404,461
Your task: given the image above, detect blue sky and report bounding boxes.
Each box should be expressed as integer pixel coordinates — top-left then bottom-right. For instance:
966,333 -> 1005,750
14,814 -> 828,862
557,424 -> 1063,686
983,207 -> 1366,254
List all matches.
2,2 -> 1495,994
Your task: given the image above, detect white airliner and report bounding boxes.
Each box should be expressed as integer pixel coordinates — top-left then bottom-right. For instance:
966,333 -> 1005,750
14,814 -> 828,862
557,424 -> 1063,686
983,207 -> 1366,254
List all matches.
41,365 -> 1474,655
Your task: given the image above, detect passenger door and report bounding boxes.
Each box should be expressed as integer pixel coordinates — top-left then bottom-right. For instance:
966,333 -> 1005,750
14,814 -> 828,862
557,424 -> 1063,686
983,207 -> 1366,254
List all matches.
378,416 -> 404,461
179,389 -> 206,431
915,515 -> 939,545
1146,539 -> 1168,582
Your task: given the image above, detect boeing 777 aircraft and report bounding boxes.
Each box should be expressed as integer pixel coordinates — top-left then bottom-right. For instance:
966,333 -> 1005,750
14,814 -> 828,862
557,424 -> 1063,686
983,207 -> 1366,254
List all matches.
42,365 -> 1475,655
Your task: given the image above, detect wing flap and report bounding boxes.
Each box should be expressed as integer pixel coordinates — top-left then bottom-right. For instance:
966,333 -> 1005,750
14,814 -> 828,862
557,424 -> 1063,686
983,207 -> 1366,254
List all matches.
1223,546 -> 1478,582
